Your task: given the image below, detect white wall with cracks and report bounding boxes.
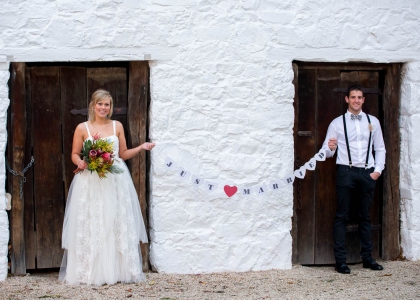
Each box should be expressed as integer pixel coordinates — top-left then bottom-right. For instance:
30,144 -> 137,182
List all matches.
0,0 -> 419,277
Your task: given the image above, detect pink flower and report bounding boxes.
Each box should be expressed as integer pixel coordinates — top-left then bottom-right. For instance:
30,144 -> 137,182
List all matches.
89,150 -> 97,157
102,152 -> 111,162
93,133 -> 100,140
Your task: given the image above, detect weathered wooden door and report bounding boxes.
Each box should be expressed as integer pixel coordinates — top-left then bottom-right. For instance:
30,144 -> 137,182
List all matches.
292,62 -> 401,265
8,61 -> 150,274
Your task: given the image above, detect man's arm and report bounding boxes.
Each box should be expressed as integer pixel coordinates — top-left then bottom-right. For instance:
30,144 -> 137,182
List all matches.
372,119 -> 386,174
322,121 -> 338,158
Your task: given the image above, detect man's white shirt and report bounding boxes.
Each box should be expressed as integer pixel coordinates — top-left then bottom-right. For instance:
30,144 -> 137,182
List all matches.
322,110 -> 386,174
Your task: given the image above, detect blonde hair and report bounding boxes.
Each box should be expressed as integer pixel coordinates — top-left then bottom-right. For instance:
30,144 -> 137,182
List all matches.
88,89 -> 113,122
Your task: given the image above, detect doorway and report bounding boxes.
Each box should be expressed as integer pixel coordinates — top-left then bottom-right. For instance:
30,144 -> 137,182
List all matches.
7,61 -> 150,274
292,62 -> 401,265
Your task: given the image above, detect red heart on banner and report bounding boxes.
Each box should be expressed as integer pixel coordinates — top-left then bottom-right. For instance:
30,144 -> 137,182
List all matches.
224,185 -> 238,197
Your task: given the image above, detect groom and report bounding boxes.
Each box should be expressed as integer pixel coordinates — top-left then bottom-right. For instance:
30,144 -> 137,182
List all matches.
322,85 -> 386,274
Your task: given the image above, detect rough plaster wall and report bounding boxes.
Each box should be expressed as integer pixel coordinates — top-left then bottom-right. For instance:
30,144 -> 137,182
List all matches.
400,62 -> 420,261
0,0 -> 419,274
145,1 -> 420,273
148,60 -> 295,273
0,67 -> 10,280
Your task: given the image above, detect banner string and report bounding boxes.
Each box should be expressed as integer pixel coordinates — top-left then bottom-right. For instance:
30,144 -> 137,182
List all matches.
151,142 -> 327,198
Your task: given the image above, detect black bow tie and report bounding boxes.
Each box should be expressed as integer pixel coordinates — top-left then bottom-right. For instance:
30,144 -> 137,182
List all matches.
351,114 -> 362,121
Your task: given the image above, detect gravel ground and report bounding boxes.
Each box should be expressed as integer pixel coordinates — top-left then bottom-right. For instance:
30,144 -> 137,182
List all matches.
1,260 -> 419,300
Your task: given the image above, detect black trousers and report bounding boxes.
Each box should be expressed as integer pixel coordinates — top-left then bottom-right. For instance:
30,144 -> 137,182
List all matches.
334,165 -> 377,263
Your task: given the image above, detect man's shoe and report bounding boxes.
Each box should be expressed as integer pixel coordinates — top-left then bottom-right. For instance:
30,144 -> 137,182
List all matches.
335,263 -> 351,274
362,259 -> 384,271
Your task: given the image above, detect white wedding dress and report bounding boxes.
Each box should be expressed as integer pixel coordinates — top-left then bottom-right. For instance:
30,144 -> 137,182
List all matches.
59,121 -> 148,286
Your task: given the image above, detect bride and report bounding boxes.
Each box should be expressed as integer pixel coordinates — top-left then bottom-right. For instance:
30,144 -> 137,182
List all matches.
59,89 -> 155,285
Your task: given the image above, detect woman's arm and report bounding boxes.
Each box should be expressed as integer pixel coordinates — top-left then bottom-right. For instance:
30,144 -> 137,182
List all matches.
72,123 -> 88,170
117,121 -> 155,160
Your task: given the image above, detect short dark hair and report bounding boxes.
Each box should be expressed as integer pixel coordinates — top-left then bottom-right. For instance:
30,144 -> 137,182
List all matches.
346,85 -> 364,97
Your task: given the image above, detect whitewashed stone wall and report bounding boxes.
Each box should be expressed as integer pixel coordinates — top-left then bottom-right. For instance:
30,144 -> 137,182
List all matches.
0,0 -> 419,274
148,60 -> 295,273
400,62 -> 420,261
0,64 -> 10,280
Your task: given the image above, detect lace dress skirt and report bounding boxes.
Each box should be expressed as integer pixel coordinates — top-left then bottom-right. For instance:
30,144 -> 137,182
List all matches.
59,158 -> 148,286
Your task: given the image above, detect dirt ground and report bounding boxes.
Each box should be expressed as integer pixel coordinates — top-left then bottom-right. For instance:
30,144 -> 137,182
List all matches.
1,260 -> 419,300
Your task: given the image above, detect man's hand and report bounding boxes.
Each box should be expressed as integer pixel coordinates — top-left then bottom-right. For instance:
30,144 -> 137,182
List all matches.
328,138 -> 337,151
370,172 -> 380,180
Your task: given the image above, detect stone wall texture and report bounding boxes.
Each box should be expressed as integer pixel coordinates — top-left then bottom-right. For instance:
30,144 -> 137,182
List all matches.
400,62 -> 420,261
0,0 -> 419,274
0,68 -> 9,280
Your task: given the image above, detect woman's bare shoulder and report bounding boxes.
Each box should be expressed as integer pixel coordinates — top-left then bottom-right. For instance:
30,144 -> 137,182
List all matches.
75,122 -> 87,132
72,122 -> 88,145
73,122 -> 89,139
114,120 -> 125,131
113,120 -> 125,138
113,120 -> 123,127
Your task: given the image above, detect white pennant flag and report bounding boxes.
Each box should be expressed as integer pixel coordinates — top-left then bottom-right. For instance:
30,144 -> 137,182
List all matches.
294,166 -> 306,179
164,157 -> 176,169
304,158 -> 317,171
283,174 -> 295,185
269,181 -> 282,192
240,186 -> 253,196
253,184 -> 268,195
178,167 -> 190,179
315,148 -> 327,161
191,175 -> 203,187
205,181 -> 218,192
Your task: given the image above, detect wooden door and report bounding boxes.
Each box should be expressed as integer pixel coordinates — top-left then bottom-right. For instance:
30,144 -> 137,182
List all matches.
292,62 -> 400,265
8,61 -> 150,273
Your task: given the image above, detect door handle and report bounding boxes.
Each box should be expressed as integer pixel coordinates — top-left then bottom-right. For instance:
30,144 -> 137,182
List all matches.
298,131 -> 312,137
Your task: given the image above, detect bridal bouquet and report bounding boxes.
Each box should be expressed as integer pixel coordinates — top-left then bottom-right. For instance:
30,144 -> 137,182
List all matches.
74,134 -> 124,178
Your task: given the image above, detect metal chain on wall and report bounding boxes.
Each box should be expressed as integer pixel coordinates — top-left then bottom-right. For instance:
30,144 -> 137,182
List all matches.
5,157 -> 34,199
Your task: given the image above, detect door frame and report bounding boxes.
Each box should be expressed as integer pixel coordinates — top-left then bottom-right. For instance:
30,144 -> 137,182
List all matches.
292,62 -> 401,263
7,61 -> 151,274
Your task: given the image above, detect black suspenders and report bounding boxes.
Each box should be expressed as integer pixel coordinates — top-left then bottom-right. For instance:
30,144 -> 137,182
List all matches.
342,114 -> 352,167
342,113 -> 372,169
365,114 -> 372,168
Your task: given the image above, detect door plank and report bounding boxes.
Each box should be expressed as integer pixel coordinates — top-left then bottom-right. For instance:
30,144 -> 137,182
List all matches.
340,71 -> 382,262
297,62 -> 392,71
340,71 -> 366,263
314,69 -> 341,264
31,66 -> 64,268
359,71 -> 379,115
128,61 -> 150,271
382,64 -> 401,260
60,67 -> 87,198
359,71 -> 381,260
23,65 -> 36,270
87,67 -> 128,136
9,63 -> 27,275
292,63 -> 299,265
294,68 -> 317,264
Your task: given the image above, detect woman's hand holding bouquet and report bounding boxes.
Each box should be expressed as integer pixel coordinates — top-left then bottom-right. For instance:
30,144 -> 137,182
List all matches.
73,133 -> 123,178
